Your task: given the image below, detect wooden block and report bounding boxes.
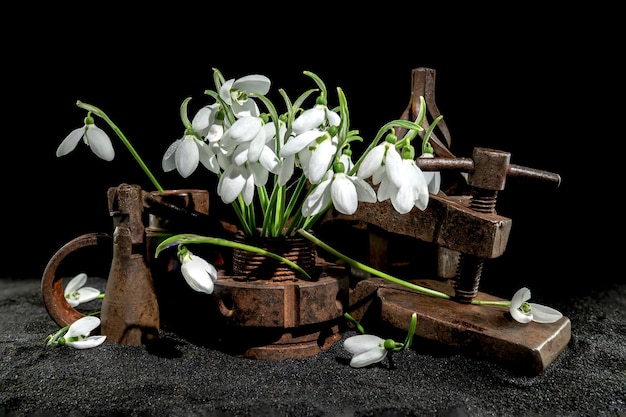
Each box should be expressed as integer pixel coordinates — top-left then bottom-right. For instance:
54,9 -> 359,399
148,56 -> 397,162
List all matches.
359,278 -> 571,375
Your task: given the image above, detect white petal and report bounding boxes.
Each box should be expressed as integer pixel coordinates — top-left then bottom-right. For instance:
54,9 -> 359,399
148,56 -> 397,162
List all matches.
231,99 -> 260,118
510,307 -> 533,324
219,79 -> 235,103
56,128 -> 84,157
75,287 -> 101,304
242,173 -> 255,205
512,287 -> 531,305
206,124 -> 224,143
246,128 -> 267,163
250,162 -> 269,186
376,177 -> 392,202
278,155 -> 295,186
162,139 -> 181,172
280,129 -> 321,157
233,74 -> 271,95
64,273 -> 87,295
232,144 -> 250,166
391,183 -> 415,214
175,136 -> 200,178
530,303 -> 563,323
302,178 -> 332,217
331,174 -> 358,215
292,107 -> 325,134
198,142 -> 221,174
357,145 -> 385,179
181,254 -> 217,294
414,191 -> 429,211
510,288 -> 533,324
218,164 -> 246,204
67,335 -> 107,349
84,126 -> 115,161
258,146 -> 280,174
350,348 -> 388,368
307,139 -> 336,184
325,109 -> 341,126
65,316 -> 100,338
423,170 -> 441,194
344,334 -> 385,354
192,103 -> 219,134
352,177 -> 377,203
384,147 -> 403,187
229,117 -> 263,143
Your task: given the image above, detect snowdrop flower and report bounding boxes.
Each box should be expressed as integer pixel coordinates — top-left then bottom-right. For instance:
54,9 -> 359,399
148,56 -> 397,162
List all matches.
291,101 -> 340,134
64,273 -> 101,308
342,312 -> 417,368
510,287 -> 563,324
162,131 -> 219,177
281,127 -> 339,184
54,316 -> 107,349
375,145 -> 429,214
191,103 -> 222,137
217,163 -> 256,205
419,153 -> 441,194
56,115 -> 115,161
357,133 -> 403,187
179,247 -> 218,294
223,115 -> 270,165
344,334 -> 389,368
301,162 -> 376,217
219,74 -> 270,118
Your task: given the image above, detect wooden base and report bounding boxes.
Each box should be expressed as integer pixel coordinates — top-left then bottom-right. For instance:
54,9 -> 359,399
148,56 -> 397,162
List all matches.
350,278 -> 571,375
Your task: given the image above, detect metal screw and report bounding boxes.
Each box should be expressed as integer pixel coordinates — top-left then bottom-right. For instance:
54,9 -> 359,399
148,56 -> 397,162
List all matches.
416,147 -> 561,303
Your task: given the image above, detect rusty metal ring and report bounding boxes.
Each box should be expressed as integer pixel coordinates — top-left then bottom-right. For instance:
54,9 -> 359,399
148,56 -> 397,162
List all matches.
41,233 -> 112,327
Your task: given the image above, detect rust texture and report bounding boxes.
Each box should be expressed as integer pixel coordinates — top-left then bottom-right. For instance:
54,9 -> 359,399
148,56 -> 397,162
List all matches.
41,233 -> 112,327
101,184 -> 160,346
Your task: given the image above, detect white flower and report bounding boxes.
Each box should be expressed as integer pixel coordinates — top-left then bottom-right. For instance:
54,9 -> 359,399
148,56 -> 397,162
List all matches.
57,117 -> 115,161
224,116 -> 270,165
64,273 -> 100,308
179,250 -> 218,294
162,133 -> 218,177
377,158 -> 429,214
291,104 -> 340,134
357,140 -> 403,187
61,316 -> 107,349
191,103 -> 222,137
219,74 -> 270,118
509,287 -> 563,324
280,128 -> 325,158
419,153 -> 441,194
302,166 -> 376,217
298,135 -> 338,184
217,163 -> 256,205
344,334 -> 388,368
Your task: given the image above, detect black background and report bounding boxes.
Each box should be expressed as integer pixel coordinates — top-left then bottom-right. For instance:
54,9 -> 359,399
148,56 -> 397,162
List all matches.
4,5 -> 618,295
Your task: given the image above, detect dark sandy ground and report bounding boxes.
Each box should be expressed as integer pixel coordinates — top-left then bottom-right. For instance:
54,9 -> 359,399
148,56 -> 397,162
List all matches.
1,277 -> 625,417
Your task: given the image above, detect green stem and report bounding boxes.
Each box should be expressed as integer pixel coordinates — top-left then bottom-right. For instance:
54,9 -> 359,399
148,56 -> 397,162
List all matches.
155,233 -> 311,279
297,229 -> 513,308
297,229 -> 450,299
76,101 -> 165,193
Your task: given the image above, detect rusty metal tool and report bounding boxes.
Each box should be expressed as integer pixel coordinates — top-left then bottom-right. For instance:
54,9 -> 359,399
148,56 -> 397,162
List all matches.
321,68 -> 570,375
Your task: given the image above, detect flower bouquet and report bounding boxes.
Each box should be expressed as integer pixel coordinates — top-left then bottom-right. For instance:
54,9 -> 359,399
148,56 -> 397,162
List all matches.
51,67 -> 563,365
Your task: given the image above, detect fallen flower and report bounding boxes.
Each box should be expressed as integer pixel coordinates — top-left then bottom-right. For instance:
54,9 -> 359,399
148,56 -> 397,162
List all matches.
509,287 -> 563,324
64,273 -> 101,307
46,316 -> 106,349
344,334 -> 389,368
343,312 -> 417,368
